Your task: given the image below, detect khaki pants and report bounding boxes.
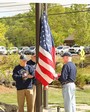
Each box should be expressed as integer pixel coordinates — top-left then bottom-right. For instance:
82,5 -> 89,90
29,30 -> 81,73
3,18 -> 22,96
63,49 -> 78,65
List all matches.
33,85 -> 36,112
17,89 -> 34,112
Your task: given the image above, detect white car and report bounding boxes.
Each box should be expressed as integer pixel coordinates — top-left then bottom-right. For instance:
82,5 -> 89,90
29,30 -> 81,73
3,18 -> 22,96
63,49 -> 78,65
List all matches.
8,47 -> 18,54
23,46 -> 36,55
56,46 -> 70,55
56,46 -> 63,54
18,46 -> 29,54
69,45 -> 84,54
0,46 -> 7,55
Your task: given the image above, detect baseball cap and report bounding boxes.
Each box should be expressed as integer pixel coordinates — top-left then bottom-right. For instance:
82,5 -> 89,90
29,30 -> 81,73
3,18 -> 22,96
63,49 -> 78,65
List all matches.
61,52 -> 72,57
20,54 -> 28,61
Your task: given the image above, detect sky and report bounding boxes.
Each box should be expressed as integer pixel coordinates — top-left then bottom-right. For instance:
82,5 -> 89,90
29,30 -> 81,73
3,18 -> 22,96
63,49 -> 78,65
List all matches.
0,0 -> 90,18
0,2 -> 30,18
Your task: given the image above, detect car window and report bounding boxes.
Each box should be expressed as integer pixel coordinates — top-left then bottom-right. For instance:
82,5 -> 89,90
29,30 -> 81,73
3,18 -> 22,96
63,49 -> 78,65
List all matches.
57,46 -> 63,49
30,46 -> 35,50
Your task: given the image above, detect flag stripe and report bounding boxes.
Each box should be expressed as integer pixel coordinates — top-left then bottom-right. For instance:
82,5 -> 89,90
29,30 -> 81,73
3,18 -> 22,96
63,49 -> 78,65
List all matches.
38,63 -> 54,79
39,52 -> 55,69
39,46 -> 53,62
35,71 -> 49,86
38,58 -> 57,77
36,64 -> 53,83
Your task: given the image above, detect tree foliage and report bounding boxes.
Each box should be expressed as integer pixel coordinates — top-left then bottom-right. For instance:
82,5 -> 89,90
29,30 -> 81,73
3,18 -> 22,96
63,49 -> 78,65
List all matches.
48,4 -> 90,46
0,23 -> 12,47
0,4 -> 90,47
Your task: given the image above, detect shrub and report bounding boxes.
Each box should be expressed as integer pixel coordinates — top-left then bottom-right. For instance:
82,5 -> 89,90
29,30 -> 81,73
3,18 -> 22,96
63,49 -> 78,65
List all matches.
85,76 -> 90,84
75,70 -> 86,89
0,54 -> 19,82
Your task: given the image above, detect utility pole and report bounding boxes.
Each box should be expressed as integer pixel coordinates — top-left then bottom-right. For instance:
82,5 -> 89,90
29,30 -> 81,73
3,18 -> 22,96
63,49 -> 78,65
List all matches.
35,3 -> 42,112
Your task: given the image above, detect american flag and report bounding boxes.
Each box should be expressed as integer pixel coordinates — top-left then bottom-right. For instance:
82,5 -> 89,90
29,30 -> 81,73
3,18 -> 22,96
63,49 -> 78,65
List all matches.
35,12 -> 57,86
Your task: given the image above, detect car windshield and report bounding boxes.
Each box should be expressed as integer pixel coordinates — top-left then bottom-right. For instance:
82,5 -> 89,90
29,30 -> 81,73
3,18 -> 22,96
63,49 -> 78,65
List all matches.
30,47 -> 35,50
73,45 -> 80,47
57,46 -> 63,49
23,47 -> 29,50
63,46 -> 69,49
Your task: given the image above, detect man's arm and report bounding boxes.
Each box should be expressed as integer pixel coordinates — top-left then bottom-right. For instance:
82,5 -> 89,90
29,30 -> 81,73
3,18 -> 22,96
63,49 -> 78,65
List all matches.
27,65 -> 35,79
12,67 -> 22,81
58,64 -> 69,82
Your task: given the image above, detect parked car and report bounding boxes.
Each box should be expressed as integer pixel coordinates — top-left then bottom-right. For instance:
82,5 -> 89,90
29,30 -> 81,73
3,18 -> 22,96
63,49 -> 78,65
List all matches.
24,46 -> 36,55
56,46 -> 70,55
84,46 -> 90,54
18,46 -> 29,54
8,47 -> 18,54
56,46 -> 63,54
0,46 -> 7,55
29,46 -> 36,55
69,45 -> 84,54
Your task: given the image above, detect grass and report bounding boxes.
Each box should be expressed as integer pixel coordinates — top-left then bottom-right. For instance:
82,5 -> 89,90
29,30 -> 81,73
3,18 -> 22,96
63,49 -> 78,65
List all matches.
0,86 -> 90,107
48,86 -> 90,107
0,92 -> 17,105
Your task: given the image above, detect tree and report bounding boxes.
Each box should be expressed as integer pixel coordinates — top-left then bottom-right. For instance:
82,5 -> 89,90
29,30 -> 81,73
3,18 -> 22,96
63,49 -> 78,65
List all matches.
5,4 -> 35,47
0,23 -> 11,46
0,4 -> 90,46
70,4 -> 90,45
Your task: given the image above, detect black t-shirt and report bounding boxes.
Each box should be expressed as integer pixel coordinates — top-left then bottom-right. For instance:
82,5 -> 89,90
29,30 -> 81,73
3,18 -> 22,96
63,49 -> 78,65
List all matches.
12,64 -> 34,90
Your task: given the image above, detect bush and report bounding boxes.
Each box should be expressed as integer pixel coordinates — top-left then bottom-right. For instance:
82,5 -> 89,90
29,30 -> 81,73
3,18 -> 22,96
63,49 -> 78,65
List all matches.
75,70 -> 86,89
0,54 -> 19,83
85,76 -> 90,84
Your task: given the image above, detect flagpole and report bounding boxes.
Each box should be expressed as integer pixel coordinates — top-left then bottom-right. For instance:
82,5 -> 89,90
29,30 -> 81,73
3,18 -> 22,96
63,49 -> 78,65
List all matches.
43,3 -> 48,110
35,3 -> 43,112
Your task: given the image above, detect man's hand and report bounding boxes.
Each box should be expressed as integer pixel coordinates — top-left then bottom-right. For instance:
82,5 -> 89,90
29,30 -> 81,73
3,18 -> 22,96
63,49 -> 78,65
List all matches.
27,75 -> 33,79
22,73 -> 28,80
55,73 -> 61,80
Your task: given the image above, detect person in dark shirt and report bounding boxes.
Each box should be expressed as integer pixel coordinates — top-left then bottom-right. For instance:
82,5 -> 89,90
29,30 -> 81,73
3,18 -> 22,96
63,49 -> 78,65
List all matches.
12,54 -> 34,112
58,52 -> 77,112
27,54 -> 36,112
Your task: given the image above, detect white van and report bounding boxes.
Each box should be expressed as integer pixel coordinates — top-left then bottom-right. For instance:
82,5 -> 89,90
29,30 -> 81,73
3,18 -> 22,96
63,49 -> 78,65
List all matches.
0,46 -> 7,55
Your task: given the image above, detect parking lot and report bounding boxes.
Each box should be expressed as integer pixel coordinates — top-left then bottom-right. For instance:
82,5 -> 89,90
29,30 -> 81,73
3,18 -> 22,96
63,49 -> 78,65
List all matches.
0,46 -> 36,55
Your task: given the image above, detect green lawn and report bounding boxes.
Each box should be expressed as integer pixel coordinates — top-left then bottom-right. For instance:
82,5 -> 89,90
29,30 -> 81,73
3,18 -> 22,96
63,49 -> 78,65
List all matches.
48,86 -> 90,107
0,91 -> 17,105
0,86 -> 90,107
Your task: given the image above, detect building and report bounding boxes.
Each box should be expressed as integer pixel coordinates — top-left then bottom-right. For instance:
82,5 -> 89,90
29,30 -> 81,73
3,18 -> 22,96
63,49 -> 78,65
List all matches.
64,35 -> 75,46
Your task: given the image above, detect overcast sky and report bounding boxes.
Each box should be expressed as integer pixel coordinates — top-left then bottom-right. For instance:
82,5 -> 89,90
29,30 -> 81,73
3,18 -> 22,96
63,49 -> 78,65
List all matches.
0,2 -> 30,18
0,0 -> 90,18
0,0 -> 90,3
